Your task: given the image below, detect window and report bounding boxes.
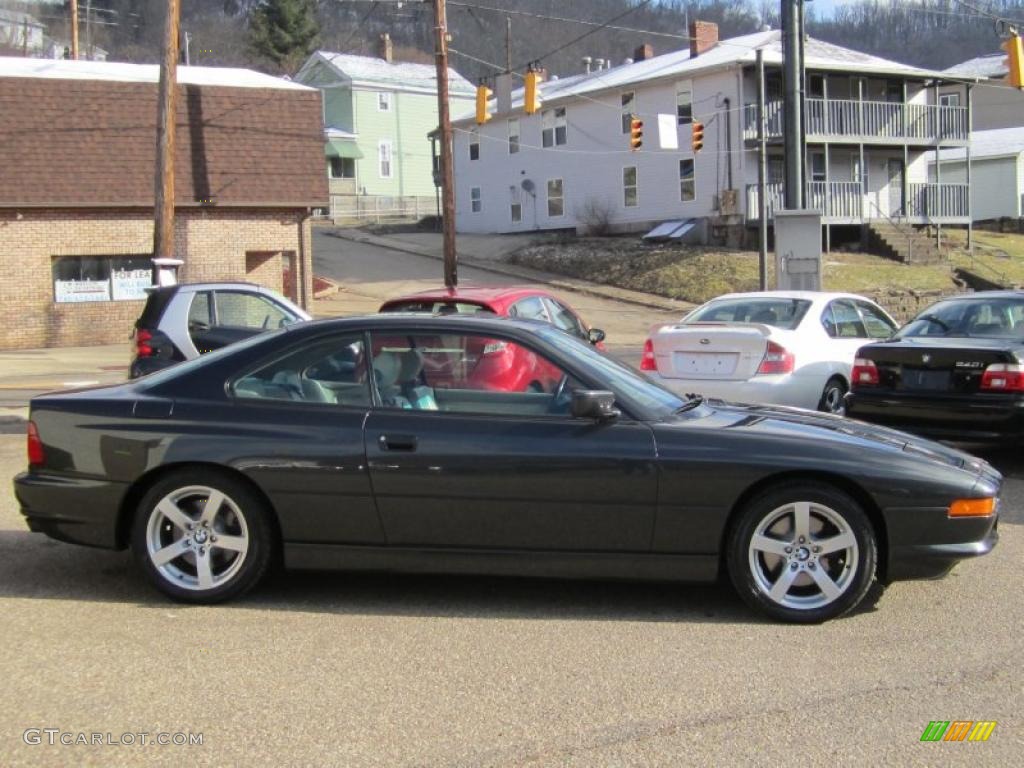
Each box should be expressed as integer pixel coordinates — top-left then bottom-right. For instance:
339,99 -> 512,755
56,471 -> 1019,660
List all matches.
543,297 -> 587,340
546,178 -> 564,217
808,74 -> 825,99
768,157 -> 784,184
378,140 -> 393,178
886,81 -> 903,103
215,291 -> 295,330
939,92 -> 961,107
850,153 -> 862,184
508,118 -> 519,154
233,335 -> 370,407
679,159 -> 695,202
676,81 -> 692,125
854,300 -> 898,339
511,202 -> 522,223
621,92 -> 635,133
329,157 -> 355,179
368,331 -> 582,414
469,128 -> 480,161
623,166 -> 638,208
542,107 -> 567,147
188,292 -> 212,329
470,186 -> 481,213
508,296 -> 549,321
377,92 -> 391,112
688,298 -> 812,330
810,152 -> 826,183
52,254 -> 151,303
823,300 -> 867,338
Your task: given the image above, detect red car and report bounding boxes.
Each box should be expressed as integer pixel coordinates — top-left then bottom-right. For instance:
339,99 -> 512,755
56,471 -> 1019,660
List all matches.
379,286 -> 605,393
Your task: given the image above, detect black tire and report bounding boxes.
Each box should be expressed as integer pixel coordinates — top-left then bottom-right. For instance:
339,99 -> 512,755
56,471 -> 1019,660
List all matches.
817,376 -> 848,414
130,468 -> 274,604
727,482 -> 877,623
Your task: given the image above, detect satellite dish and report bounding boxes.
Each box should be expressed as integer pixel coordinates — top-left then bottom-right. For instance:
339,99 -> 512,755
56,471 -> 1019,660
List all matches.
521,179 -> 535,196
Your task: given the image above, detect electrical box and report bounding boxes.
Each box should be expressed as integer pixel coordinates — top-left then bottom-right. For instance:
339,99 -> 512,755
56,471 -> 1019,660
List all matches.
774,209 -> 822,291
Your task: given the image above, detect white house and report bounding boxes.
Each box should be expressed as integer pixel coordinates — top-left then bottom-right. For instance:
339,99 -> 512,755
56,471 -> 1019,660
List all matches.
945,53 -> 1024,131
452,22 -> 973,247
0,10 -> 45,55
932,127 -> 1024,220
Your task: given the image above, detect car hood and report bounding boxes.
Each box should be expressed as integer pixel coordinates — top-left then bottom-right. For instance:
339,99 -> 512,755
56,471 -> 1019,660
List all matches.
666,399 -> 996,477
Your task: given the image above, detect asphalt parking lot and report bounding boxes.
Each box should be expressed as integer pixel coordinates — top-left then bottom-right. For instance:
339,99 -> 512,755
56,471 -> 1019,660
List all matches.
0,426 -> 1021,766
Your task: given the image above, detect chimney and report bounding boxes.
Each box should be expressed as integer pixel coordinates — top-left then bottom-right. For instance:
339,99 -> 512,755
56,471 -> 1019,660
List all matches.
633,43 -> 653,62
689,20 -> 718,58
379,32 -> 393,63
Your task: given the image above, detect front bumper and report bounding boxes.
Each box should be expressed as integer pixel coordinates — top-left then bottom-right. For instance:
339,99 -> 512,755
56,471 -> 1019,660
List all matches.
883,504 -> 999,581
846,391 -> 1024,443
14,471 -> 129,549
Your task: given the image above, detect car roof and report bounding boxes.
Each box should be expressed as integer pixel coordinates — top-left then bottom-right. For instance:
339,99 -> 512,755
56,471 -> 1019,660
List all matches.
286,312 -> 548,336
170,282 -> 267,293
705,290 -> 872,304
381,285 -> 553,309
933,290 -> 1024,301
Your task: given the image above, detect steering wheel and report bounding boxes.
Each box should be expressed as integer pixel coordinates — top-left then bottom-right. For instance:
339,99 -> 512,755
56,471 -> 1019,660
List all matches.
547,374 -> 571,414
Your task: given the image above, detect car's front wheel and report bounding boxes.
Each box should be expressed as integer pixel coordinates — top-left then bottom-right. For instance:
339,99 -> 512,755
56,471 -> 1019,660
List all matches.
727,483 -> 876,623
131,470 -> 273,603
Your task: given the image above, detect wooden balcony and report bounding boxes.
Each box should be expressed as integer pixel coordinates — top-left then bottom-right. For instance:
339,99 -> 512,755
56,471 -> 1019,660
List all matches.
746,181 -> 969,224
743,99 -> 969,144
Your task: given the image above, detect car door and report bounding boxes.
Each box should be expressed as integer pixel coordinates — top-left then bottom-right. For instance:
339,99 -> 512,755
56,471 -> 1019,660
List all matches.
362,329 -> 659,552
227,332 -> 384,546
822,299 -> 871,367
192,290 -> 299,354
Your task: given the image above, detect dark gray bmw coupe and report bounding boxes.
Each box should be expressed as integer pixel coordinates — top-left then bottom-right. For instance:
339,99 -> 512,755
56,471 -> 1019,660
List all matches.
14,315 -> 1001,622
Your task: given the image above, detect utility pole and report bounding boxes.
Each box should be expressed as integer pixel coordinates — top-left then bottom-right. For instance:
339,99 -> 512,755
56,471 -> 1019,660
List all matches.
85,0 -> 92,60
756,48 -> 768,290
432,0 -> 457,288
505,15 -> 512,72
152,0 -> 181,264
69,0 -> 78,59
781,0 -> 804,209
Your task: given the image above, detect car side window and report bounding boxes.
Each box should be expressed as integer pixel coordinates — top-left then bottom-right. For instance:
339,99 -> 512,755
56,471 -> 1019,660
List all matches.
508,296 -> 550,322
854,300 -> 898,339
368,331 -> 584,417
232,335 -> 370,407
829,300 -> 867,338
543,297 -> 587,339
215,292 -> 294,330
820,303 -> 838,338
188,292 -> 212,329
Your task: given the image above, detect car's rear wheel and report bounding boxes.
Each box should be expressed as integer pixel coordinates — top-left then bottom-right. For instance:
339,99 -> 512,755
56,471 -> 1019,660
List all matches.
131,469 -> 273,603
817,377 -> 847,414
727,483 -> 876,623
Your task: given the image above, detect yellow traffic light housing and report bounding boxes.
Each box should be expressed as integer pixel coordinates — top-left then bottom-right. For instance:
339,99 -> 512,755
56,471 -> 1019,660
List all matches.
475,83 -> 493,124
629,115 -> 643,151
691,120 -> 705,153
1003,33 -> 1024,88
524,70 -> 541,115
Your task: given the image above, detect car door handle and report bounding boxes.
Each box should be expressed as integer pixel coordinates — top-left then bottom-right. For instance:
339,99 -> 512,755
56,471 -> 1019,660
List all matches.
378,434 -> 417,452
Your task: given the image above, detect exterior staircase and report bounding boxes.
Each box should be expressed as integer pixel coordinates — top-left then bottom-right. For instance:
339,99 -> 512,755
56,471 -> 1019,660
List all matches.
866,220 -> 945,264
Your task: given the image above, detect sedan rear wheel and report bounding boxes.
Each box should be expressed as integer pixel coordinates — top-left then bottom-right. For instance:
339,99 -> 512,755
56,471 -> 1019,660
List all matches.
131,470 -> 273,603
817,377 -> 848,414
727,483 -> 876,623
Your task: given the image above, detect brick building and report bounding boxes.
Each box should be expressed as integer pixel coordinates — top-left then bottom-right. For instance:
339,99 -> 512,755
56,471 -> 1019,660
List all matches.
0,57 -> 327,350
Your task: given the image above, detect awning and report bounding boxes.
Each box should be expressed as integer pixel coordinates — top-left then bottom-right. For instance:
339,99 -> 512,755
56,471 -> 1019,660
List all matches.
325,140 -> 363,159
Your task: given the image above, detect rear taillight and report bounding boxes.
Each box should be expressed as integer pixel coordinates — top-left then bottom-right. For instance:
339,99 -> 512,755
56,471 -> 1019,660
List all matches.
135,328 -> 154,358
756,341 -> 795,375
640,338 -> 656,371
851,357 -> 879,388
27,421 -> 44,467
980,363 -> 1024,392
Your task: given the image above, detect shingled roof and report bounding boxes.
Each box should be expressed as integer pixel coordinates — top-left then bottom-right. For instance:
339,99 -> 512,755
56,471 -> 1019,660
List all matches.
0,57 -> 328,208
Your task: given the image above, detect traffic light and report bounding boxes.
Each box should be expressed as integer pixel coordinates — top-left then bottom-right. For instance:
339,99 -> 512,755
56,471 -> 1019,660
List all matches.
1003,33 -> 1024,88
629,115 -> 643,151
475,83 -> 493,124
524,69 -> 541,115
691,120 -> 705,153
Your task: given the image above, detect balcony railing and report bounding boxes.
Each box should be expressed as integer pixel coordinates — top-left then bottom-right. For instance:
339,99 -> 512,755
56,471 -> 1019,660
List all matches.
743,99 -> 968,143
746,181 -> 970,223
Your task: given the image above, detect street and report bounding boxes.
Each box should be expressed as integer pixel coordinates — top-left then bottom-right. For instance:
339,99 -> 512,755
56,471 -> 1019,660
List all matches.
1,239 -> 1022,765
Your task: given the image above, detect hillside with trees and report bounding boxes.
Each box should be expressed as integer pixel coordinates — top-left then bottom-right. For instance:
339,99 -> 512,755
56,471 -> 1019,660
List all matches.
3,1 -> 1024,77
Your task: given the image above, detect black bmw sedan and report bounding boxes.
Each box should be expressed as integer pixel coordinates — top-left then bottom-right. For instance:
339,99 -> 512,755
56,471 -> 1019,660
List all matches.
14,315 -> 1000,623
847,291 -> 1024,443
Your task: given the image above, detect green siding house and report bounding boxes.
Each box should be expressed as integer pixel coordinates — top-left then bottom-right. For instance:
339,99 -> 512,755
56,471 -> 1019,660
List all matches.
295,35 -> 475,218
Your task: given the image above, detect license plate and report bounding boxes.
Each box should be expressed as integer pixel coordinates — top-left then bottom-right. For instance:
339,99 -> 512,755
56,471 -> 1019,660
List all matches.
901,369 -> 950,391
673,351 -> 739,376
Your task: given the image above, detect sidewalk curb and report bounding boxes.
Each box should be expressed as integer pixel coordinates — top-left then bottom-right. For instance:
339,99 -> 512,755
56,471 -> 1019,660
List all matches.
325,230 -> 691,315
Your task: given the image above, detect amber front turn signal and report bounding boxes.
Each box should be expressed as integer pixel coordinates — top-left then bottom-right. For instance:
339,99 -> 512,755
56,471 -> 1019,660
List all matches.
948,498 -> 997,518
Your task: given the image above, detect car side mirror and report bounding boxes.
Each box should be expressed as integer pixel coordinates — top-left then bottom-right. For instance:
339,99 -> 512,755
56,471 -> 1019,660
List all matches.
588,328 -> 606,345
571,389 -> 620,421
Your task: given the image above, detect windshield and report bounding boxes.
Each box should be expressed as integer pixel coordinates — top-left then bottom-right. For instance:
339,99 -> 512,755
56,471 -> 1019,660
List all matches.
897,297 -> 1024,339
536,326 -> 686,418
684,297 -> 812,330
